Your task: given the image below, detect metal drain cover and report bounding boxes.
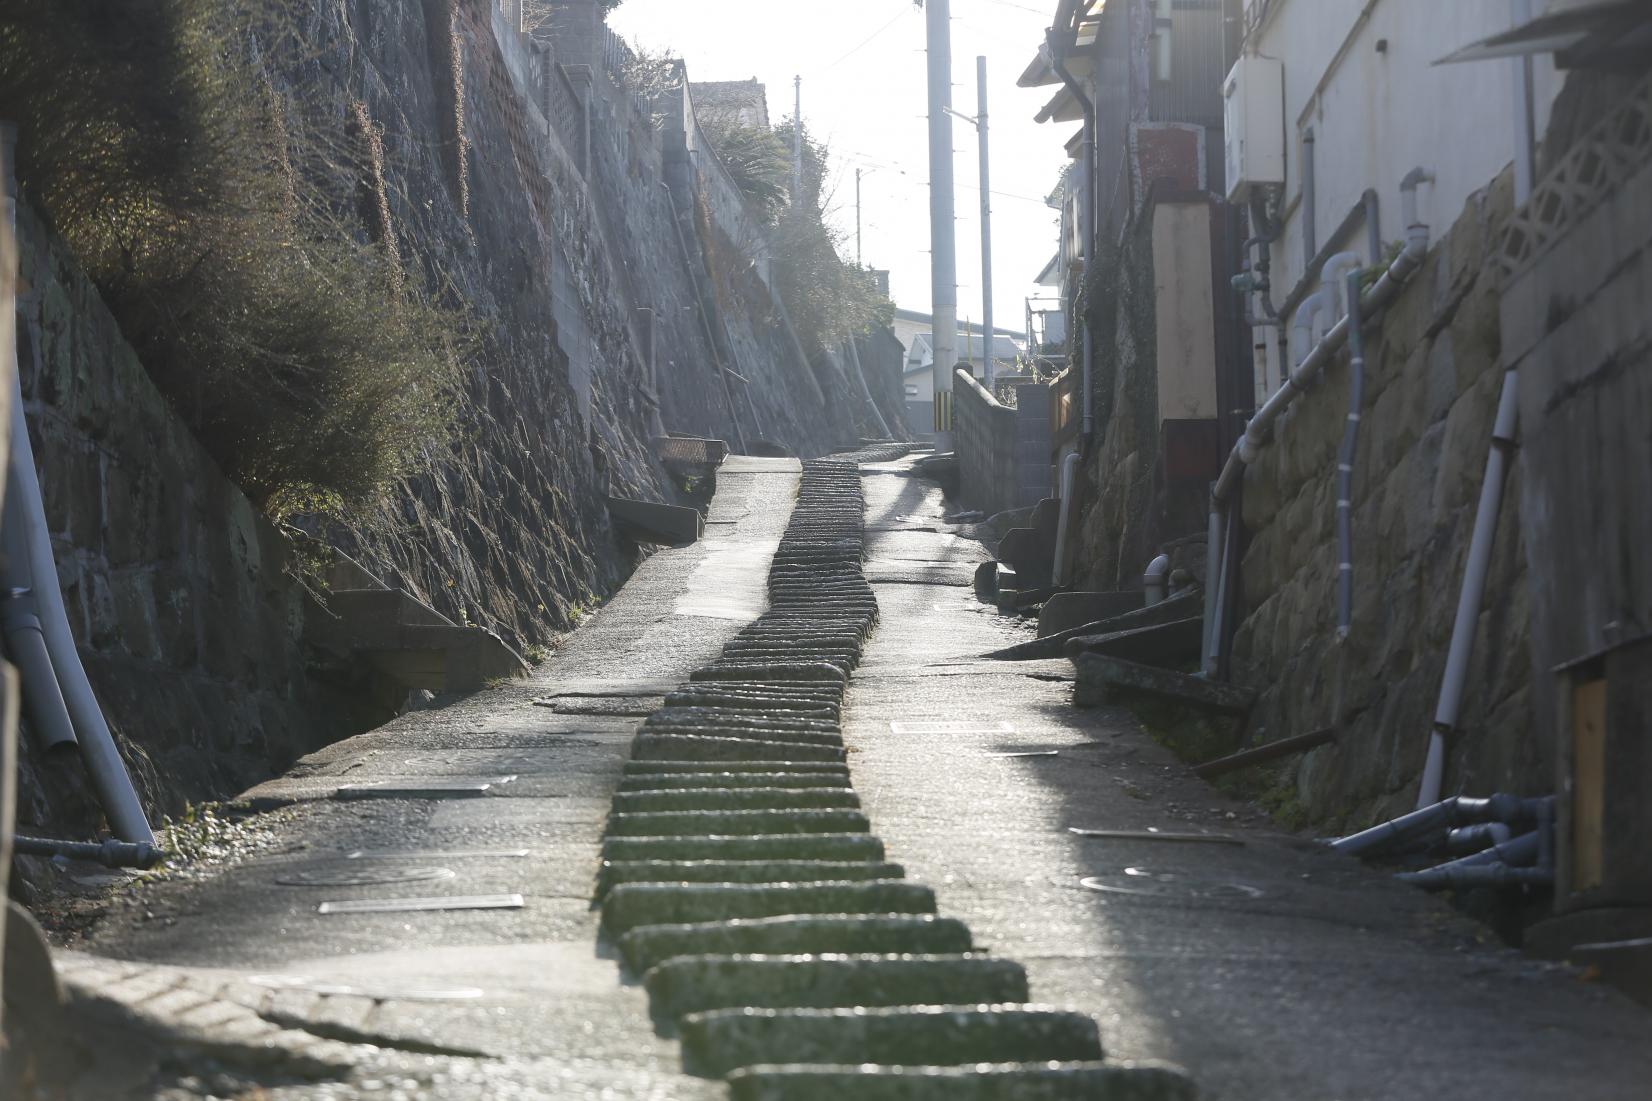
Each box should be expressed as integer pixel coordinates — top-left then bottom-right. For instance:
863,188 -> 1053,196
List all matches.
1080,870 -> 1265,901
275,866 -> 457,888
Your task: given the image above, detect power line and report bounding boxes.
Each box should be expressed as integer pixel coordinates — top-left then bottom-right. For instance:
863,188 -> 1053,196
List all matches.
815,7 -> 915,74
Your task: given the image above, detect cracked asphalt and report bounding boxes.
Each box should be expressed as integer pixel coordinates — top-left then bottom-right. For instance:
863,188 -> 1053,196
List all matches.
30,452 -> 1652,1099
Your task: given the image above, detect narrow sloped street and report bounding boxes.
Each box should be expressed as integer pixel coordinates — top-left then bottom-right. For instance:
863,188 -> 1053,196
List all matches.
32,452 -> 1652,1099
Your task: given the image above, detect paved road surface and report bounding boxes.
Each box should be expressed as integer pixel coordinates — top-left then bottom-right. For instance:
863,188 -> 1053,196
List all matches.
34,452 -> 1652,1099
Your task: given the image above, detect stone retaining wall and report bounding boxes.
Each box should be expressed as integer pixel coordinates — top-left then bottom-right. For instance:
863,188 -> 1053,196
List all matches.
1229,170 -> 1536,830
12,206 -> 360,831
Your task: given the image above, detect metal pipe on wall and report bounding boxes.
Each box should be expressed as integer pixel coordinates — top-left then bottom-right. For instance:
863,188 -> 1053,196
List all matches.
1201,177 -> 1432,680
1051,452 -> 1082,587
1334,267 -> 1366,640
1417,368 -> 1520,809
1302,127 -> 1317,268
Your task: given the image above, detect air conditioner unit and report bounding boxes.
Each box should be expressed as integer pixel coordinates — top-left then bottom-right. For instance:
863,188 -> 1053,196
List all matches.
1223,55 -> 1285,202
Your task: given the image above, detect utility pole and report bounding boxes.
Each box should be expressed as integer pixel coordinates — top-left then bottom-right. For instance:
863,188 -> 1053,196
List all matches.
856,167 -> 863,267
943,57 -> 997,388
925,0 -> 958,451
792,76 -> 805,206
976,55 -> 995,387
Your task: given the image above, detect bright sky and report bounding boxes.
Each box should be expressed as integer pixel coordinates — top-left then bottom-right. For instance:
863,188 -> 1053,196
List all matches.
609,0 -> 1069,338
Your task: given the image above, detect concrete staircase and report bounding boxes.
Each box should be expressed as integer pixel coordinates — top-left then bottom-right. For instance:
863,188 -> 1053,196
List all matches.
591,451 -> 1194,1099
304,555 -> 527,695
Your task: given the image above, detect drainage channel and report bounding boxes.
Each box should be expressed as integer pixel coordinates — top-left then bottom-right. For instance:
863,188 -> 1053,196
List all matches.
595,450 -> 1197,1101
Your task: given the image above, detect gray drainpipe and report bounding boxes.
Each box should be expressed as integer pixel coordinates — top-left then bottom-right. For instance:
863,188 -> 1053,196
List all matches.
1047,29 -> 1096,443
2,123 -> 153,845
1302,127 -> 1316,269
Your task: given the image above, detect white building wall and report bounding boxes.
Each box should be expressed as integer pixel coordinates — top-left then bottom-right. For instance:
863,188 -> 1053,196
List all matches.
1248,0 -> 1560,373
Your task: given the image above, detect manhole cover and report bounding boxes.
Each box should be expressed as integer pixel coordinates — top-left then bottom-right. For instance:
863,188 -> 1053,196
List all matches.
1079,870 -> 1265,901
275,866 -> 458,888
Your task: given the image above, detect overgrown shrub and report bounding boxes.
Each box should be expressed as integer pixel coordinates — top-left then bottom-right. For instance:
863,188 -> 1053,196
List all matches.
766,121 -> 892,353
697,117 -> 791,224
0,0 -> 467,511
697,116 -> 889,354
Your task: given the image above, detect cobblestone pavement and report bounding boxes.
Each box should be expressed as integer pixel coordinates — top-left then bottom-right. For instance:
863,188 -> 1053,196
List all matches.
33,452 -> 1652,1099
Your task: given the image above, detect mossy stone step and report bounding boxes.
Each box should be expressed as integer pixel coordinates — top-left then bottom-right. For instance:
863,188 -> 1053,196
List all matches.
622,761 -> 850,778
644,954 -> 1028,1020
601,834 -> 885,865
680,1003 -> 1103,1077
637,726 -> 845,749
604,809 -> 870,839
631,734 -> 847,764
692,663 -> 849,685
618,772 -> 852,792
597,860 -> 904,897
645,708 -> 843,734
618,914 -> 972,974
611,789 -> 860,814
725,1061 -> 1198,1101
604,880 -> 932,935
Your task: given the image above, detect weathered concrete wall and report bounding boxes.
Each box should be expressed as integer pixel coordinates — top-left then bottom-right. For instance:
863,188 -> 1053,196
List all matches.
12,205 -> 361,830
1230,170 -> 1536,830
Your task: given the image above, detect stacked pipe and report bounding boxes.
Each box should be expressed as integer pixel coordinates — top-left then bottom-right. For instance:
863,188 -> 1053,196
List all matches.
1332,794 -> 1555,891
594,449 -> 1195,1099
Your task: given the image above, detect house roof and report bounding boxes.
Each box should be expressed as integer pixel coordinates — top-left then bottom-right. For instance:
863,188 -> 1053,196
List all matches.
893,308 -> 1026,341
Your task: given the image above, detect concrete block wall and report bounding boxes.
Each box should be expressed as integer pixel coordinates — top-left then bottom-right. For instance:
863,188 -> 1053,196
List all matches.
1229,169 -> 1536,831
953,370 -> 1050,518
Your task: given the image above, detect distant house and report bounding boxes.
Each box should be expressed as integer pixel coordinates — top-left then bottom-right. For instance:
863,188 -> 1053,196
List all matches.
688,79 -> 771,131
891,307 -> 1025,437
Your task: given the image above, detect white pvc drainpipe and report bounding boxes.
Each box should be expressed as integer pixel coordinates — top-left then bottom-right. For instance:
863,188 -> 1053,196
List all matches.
1417,368 -> 1520,809
1201,173 -> 1434,678
3,123 -> 154,844
1051,451 -> 1082,586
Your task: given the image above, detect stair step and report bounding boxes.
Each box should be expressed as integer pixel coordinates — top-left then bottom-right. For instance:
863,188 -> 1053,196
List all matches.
618,914 -> 973,975
601,834 -> 885,865
618,772 -> 852,792
611,789 -> 859,813
631,735 -> 846,764
644,953 -> 1027,1020
597,860 -> 904,897
691,663 -> 849,685
645,709 -> 842,734
604,881 -> 932,935
622,761 -> 850,778
725,1061 -> 1197,1101
638,726 -> 845,749
681,1003 -> 1102,1077
604,809 -> 870,839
